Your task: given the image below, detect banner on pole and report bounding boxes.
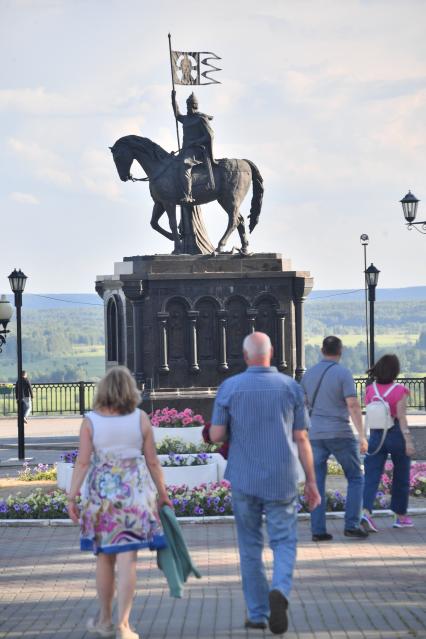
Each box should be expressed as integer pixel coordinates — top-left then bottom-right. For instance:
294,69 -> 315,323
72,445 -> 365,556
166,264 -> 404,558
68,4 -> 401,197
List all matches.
171,51 -> 221,85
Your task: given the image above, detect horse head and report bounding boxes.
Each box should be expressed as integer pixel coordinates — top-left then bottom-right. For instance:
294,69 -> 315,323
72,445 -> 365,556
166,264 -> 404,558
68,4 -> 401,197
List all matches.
110,138 -> 134,182
110,135 -> 171,182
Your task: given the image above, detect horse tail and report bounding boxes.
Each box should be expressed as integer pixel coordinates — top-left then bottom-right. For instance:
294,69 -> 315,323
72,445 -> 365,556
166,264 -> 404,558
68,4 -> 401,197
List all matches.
244,160 -> 264,233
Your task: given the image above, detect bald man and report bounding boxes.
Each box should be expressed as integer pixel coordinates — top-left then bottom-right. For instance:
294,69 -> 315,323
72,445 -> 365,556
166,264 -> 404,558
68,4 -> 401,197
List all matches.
211,332 -> 320,635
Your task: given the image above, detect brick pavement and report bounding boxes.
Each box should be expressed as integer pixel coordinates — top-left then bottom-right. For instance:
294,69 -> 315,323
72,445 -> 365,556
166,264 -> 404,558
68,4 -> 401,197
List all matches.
0,516 -> 425,639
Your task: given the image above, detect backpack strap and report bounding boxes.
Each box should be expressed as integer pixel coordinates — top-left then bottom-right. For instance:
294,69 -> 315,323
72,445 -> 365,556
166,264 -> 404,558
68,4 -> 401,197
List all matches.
382,383 -> 397,398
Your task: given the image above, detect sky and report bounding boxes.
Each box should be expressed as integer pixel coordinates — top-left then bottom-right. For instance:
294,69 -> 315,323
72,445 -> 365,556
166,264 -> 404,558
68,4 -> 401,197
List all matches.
1,0 -> 426,294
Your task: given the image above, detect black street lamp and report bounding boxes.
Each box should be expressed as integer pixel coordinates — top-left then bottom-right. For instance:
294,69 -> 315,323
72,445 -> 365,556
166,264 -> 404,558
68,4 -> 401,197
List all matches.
0,295 -> 13,353
360,234 -> 370,369
400,191 -> 426,234
365,263 -> 380,369
8,269 -> 28,460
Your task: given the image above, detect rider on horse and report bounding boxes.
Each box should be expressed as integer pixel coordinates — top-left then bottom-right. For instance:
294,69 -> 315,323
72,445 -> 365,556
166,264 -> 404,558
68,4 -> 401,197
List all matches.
171,90 -> 218,204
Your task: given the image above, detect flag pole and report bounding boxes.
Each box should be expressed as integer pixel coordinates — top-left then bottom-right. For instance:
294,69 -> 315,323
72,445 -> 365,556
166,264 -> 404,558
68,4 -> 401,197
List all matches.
168,33 -> 181,151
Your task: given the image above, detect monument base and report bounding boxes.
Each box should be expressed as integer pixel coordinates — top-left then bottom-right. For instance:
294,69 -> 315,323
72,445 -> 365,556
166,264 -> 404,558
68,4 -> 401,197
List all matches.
96,253 -> 313,416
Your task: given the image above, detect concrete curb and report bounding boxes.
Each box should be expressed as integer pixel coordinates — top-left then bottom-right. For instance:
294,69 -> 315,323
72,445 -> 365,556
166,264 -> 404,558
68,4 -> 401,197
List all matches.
1,508 -> 425,527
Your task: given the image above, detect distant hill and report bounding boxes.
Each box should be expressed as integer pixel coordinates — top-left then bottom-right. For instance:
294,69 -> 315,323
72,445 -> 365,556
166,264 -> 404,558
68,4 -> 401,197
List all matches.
308,286 -> 426,303
3,294 -> 102,310
3,286 -> 425,310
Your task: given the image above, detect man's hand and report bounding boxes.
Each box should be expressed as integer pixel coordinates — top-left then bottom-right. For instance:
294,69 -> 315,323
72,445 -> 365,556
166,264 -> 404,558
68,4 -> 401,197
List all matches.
359,437 -> 368,454
304,480 -> 321,511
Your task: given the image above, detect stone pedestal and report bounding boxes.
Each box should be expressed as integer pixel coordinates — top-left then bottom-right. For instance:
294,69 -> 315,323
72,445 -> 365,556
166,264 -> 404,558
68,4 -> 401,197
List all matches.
96,253 -> 313,414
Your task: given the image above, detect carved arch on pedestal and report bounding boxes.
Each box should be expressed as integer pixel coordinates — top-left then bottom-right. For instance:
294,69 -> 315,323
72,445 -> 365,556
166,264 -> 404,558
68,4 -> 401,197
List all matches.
106,294 -> 124,364
225,295 -> 250,360
195,296 -> 221,362
165,296 -> 191,362
253,293 -> 287,371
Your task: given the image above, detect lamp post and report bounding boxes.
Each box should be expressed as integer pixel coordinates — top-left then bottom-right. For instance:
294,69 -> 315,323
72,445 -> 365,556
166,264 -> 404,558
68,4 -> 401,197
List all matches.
400,191 -> 426,234
360,234 -> 370,369
0,295 -> 13,353
8,269 -> 28,460
365,263 -> 379,369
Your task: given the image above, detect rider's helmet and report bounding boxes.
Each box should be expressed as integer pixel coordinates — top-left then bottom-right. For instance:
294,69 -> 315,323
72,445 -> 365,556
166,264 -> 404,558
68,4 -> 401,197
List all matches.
186,92 -> 199,110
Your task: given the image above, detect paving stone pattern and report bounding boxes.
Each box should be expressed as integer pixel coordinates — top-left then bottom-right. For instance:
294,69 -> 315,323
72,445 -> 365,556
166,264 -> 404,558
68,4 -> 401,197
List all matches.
0,517 -> 425,639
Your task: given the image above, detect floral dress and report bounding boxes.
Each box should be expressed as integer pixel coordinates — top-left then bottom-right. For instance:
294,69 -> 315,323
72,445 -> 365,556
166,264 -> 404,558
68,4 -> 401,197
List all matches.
79,409 -> 166,555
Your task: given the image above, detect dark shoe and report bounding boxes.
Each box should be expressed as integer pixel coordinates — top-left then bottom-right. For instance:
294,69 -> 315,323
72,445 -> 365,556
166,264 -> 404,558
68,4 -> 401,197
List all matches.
344,527 -> 369,538
312,533 -> 333,542
268,589 -> 288,635
244,620 -> 267,630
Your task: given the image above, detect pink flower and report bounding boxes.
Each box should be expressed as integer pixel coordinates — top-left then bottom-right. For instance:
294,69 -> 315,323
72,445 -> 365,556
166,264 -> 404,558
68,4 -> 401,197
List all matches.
182,417 -> 193,425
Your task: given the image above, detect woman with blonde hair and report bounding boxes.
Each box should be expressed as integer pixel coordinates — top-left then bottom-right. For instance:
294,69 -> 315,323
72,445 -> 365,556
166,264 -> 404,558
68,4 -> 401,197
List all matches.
68,366 -> 171,639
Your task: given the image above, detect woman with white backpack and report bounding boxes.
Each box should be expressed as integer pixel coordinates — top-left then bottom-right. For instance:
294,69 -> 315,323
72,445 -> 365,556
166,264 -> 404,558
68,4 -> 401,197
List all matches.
361,354 -> 415,533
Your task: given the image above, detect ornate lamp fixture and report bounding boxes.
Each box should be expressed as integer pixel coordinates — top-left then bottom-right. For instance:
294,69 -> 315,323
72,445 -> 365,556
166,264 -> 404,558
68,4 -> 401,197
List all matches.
365,263 -> 380,368
400,191 -> 426,234
0,294 -> 13,352
8,268 -> 28,460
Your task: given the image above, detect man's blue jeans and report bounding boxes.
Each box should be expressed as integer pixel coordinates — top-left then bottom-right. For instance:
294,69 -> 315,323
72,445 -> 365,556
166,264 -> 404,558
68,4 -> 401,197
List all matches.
363,421 -> 411,515
231,490 -> 297,624
310,437 -> 363,534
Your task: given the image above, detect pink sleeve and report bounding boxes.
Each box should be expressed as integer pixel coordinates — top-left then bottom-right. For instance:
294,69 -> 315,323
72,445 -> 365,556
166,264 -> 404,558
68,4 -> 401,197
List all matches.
365,385 -> 374,405
393,384 -> 410,400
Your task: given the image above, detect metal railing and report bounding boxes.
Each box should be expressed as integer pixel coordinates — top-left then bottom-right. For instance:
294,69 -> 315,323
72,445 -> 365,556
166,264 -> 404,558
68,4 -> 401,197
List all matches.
353,377 -> 426,411
0,376 -> 425,416
0,382 -> 97,416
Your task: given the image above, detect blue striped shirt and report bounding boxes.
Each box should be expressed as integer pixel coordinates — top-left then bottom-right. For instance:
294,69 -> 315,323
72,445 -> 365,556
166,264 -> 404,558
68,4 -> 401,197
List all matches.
211,366 -> 307,501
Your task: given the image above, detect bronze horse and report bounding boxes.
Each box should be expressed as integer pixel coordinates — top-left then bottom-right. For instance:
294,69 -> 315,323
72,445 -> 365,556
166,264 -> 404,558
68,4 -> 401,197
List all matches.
110,135 -> 263,254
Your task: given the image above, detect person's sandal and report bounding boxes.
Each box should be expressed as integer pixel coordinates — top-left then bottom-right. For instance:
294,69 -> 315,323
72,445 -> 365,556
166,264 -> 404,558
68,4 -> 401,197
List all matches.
86,616 -> 115,637
115,627 -> 139,639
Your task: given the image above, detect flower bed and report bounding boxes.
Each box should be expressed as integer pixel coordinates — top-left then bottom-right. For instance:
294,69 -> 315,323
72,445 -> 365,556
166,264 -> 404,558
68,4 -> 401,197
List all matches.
0,489 -> 69,519
379,461 -> 426,498
18,463 -> 57,482
0,481 -> 404,520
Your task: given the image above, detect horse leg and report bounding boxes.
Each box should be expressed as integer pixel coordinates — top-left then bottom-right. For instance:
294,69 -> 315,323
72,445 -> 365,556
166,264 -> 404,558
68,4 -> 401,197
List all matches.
236,213 -> 250,255
150,202 -> 174,241
216,198 -> 239,253
165,204 -> 183,254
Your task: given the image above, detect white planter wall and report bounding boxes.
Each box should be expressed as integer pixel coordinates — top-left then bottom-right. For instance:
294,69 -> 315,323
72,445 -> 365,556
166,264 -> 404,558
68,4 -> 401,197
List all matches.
56,461 -> 74,492
158,453 -> 225,489
152,425 -> 204,445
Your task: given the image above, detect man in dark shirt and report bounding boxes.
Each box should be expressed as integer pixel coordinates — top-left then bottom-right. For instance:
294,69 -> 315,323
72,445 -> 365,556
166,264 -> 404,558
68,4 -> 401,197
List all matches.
15,370 -> 33,424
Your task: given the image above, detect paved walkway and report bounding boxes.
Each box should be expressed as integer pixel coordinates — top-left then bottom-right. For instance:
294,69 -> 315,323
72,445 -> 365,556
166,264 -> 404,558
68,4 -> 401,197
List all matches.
0,516 -> 425,638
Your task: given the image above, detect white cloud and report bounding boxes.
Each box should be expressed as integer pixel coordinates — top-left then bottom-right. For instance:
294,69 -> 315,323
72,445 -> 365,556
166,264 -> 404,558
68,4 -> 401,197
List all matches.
9,191 -> 40,205
8,137 -> 72,187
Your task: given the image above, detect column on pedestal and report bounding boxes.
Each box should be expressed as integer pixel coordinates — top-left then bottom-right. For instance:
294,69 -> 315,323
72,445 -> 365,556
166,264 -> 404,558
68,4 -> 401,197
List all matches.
275,310 -> 287,371
293,277 -> 307,381
247,308 -> 258,334
157,311 -> 170,374
187,310 -> 200,373
217,310 -> 228,372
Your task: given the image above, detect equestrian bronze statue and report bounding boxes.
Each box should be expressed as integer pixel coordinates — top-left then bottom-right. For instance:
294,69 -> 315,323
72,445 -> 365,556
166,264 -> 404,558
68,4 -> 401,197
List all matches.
110,92 -> 263,255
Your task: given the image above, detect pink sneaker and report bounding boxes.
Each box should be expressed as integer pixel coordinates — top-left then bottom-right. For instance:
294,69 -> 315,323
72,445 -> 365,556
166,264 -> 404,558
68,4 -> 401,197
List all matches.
361,512 -> 378,533
393,515 -> 414,528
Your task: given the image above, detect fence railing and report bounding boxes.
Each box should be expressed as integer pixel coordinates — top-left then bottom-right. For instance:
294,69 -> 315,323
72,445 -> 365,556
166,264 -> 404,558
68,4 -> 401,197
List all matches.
353,377 -> 426,411
0,377 -> 425,417
0,382 -> 97,417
